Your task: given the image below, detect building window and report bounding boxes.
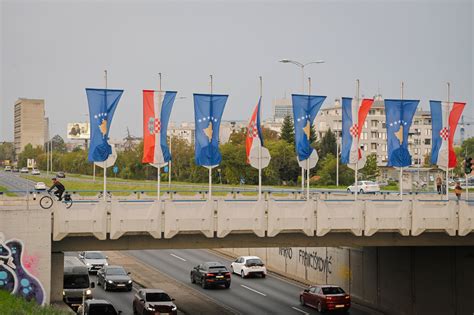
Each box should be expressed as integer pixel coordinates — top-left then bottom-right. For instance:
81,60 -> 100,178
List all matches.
371,131 -> 378,139
369,109 -> 376,115
364,121 -> 368,128
361,132 -> 368,140
382,121 -> 386,128
424,139 -> 431,145
424,148 -> 430,155
371,120 -> 378,127
371,143 -> 377,150
380,132 -> 387,140
382,144 -> 387,152
425,129 -> 432,136
414,120 -> 420,125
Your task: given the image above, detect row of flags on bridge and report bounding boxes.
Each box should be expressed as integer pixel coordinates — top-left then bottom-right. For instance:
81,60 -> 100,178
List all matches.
85,88 -> 466,176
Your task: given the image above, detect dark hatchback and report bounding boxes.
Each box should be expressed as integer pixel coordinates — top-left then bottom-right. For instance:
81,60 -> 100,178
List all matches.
76,299 -> 121,315
97,265 -> 132,291
190,262 -> 231,289
133,289 -> 178,315
300,285 -> 351,313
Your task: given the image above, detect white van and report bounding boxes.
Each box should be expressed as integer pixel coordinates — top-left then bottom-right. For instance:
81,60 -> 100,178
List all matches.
63,256 -> 95,308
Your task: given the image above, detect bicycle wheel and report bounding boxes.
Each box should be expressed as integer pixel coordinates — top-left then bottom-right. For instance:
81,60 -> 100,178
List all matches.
39,196 -> 53,209
64,198 -> 73,209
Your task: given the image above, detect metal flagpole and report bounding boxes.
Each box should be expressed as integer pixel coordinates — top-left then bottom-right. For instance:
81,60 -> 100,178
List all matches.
103,70 -> 108,201
307,77 -> 312,199
400,81 -> 404,200
336,138 -> 339,186
208,75 -> 213,201
258,76 -> 263,201
355,79 -> 360,201
157,72 -> 163,202
169,135 -> 172,189
446,82 -> 450,201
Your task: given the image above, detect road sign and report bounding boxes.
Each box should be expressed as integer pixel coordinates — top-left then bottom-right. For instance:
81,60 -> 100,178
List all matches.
113,166 -> 119,174
249,147 -> 271,169
94,146 -> 117,169
163,166 -> 169,173
298,149 -> 318,170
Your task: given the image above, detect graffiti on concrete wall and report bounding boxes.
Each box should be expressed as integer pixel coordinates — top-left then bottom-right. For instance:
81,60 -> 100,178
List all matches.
279,247 -> 332,274
0,232 -> 46,305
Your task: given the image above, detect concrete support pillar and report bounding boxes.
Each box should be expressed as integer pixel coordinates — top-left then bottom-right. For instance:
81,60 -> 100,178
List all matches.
50,251 -> 64,303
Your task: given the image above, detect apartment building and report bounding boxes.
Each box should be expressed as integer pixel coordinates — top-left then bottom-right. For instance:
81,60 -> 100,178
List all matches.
14,98 -> 46,156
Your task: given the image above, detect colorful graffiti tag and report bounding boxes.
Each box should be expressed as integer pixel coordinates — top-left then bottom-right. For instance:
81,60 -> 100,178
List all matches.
0,233 -> 46,305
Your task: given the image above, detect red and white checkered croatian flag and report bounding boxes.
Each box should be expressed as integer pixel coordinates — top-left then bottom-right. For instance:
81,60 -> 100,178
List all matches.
246,97 -> 264,163
341,97 -> 374,165
430,100 -> 465,169
142,90 -> 177,166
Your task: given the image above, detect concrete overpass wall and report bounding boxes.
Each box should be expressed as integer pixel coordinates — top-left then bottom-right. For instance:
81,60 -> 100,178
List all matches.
0,209 -> 51,305
219,246 -> 474,315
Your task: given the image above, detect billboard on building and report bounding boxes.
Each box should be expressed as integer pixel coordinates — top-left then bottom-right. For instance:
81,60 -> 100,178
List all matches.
67,123 -> 90,140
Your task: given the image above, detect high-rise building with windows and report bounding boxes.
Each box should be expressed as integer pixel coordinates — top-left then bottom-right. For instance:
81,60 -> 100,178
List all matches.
14,98 -> 46,156
272,97 -> 292,122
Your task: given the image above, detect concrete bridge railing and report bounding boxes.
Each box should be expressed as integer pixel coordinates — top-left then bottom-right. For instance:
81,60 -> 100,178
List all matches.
50,199 -> 474,241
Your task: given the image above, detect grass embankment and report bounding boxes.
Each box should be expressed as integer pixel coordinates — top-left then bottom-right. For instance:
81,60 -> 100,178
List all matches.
0,185 -> 17,197
0,291 -> 69,315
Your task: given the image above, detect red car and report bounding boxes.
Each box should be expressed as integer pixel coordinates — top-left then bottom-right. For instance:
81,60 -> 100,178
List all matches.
300,285 -> 351,313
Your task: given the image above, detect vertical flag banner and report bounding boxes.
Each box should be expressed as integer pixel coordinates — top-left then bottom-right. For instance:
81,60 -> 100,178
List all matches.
194,93 -> 228,166
142,90 -> 177,166
341,97 -> 374,166
430,101 -> 465,169
384,99 -> 420,167
292,94 -> 326,161
86,88 -> 124,162
246,97 -> 264,163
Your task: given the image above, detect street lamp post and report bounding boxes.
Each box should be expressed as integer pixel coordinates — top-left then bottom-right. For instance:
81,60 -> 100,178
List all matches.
279,59 -> 325,94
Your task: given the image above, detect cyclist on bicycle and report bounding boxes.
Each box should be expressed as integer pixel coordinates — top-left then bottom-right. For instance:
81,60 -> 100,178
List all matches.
48,178 -> 65,201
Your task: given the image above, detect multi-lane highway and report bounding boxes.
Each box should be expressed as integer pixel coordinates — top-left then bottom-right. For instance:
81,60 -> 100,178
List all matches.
127,249 -> 370,315
0,170 -> 36,192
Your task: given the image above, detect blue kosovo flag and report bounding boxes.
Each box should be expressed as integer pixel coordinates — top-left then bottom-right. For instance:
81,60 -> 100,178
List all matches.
194,93 -> 228,166
86,88 -> 124,162
384,99 -> 419,167
292,94 -> 326,161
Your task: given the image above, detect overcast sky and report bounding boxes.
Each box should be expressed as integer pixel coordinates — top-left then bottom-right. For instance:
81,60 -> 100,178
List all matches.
1,0 -> 472,141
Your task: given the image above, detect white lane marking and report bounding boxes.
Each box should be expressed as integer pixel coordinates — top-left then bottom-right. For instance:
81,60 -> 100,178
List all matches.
291,306 -> 309,314
170,253 -> 186,261
240,284 -> 266,296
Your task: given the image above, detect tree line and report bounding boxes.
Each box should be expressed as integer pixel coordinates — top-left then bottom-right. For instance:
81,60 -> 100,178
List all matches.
3,118 -> 471,186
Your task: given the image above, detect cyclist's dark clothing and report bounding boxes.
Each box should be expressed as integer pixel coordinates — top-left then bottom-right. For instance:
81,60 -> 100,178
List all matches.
48,182 -> 65,201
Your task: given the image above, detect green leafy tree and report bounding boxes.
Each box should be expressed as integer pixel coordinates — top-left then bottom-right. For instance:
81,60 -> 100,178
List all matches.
319,128 -> 337,159
0,142 -> 15,162
264,140 -> 299,185
460,137 -> 474,158
280,115 -> 295,144
50,135 -> 67,153
360,153 -> 380,180
17,144 -> 44,167
316,154 -> 354,186
309,124 -> 317,145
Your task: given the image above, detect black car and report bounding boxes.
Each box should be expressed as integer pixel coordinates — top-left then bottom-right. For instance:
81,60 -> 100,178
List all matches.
133,289 -> 178,315
97,265 -> 132,291
77,299 -> 122,315
190,262 -> 231,289
56,171 -> 66,178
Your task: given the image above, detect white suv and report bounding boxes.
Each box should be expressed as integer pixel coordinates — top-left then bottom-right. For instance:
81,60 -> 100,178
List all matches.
230,256 -> 267,278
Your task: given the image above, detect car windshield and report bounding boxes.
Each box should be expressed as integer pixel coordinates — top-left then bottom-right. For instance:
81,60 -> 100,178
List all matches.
63,274 -> 89,289
85,252 -> 106,259
146,292 -> 172,302
106,267 -> 127,275
322,287 -> 345,295
89,304 -> 117,315
246,259 -> 263,266
208,266 -> 228,272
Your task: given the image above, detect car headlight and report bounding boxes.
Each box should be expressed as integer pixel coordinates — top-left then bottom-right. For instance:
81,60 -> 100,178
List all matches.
62,290 -> 65,296
85,289 -> 92,295
107,280 -> 113,284
86,263 -> 91,266
128,280 -> 132,284
146,306 -> 154,311
171,305 -> 177,311
104,262 -> 109,266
